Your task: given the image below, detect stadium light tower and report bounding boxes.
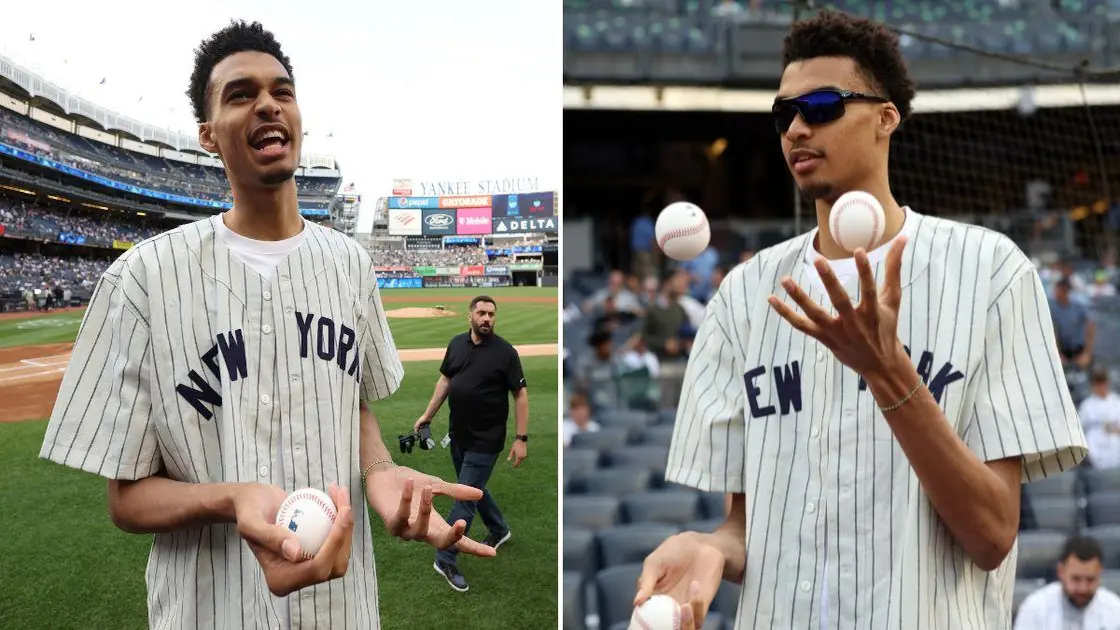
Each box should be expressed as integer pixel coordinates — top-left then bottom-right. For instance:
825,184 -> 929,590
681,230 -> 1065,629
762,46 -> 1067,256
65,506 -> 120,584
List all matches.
332,183 -> 360,236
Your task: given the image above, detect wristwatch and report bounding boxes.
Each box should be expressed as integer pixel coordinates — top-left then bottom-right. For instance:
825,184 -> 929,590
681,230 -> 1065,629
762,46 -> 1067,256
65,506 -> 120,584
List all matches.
515,434 -> 529,443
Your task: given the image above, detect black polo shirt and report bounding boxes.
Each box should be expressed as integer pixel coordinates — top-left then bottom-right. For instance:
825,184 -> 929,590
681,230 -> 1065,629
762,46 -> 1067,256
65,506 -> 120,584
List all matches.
440,331 -> 526,453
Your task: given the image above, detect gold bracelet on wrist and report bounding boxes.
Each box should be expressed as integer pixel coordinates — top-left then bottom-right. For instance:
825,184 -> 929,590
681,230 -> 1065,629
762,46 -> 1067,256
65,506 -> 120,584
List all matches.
361,458 -> 395,486
878,379 -> 923,413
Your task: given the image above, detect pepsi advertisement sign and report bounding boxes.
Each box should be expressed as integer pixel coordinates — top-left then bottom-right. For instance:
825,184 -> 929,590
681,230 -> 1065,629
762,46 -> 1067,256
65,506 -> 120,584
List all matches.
389,196 -> 441,209
491,191 -> 554,217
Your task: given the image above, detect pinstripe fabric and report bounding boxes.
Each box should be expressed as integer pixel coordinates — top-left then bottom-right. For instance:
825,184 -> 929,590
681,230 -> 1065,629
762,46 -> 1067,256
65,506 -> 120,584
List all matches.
40,216 -> 404,630
665,210 -> 1088,629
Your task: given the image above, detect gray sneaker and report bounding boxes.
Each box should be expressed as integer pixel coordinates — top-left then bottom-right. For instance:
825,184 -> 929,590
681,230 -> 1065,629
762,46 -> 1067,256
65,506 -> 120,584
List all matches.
483,530 -> 512,551
433,561 -> 469,592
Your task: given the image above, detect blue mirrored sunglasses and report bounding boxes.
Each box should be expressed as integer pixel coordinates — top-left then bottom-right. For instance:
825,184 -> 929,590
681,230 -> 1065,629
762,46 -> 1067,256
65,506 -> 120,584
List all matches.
772,89 -> 890,133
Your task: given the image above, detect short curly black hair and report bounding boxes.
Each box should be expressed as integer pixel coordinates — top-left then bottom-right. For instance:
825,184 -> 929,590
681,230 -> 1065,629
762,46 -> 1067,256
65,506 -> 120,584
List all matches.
781,10 -> 916,122
187,20 -> 295,123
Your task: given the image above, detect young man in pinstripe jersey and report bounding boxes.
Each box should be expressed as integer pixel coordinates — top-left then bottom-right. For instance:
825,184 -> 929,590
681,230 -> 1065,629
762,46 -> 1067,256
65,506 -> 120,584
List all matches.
635,11 -> 1088,630
39,20 -> 493,630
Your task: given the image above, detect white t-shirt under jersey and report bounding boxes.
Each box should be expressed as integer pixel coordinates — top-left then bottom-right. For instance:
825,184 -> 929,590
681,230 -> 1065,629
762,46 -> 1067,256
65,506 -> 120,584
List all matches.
215,213 -> 309,283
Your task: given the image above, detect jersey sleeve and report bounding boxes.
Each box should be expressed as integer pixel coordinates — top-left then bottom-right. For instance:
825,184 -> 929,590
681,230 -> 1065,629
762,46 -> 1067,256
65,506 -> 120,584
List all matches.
359,277 -> 404,403
663,281 -> 746,493
39,275 -> 161,480
965,259 -> 1087,480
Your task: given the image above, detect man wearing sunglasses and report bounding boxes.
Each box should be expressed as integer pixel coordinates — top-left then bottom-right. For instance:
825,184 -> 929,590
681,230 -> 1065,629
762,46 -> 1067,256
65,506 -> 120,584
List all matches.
634,10 -> 1087,630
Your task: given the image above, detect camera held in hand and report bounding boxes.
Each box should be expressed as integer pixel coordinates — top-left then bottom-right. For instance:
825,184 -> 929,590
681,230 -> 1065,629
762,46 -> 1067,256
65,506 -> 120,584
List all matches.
398,424 -> 436,454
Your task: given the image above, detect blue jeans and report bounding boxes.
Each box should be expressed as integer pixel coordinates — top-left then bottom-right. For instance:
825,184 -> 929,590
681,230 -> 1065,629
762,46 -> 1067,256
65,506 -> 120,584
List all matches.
435,442 -> 509,565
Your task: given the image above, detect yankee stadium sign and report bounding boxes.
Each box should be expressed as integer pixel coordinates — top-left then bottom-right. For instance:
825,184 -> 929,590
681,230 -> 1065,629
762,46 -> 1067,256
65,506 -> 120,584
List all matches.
416,177 -> 542,196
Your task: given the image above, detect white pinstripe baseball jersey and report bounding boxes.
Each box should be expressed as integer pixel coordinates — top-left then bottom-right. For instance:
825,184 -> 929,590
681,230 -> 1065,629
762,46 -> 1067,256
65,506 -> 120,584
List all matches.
665,209 -> 1088,629
39,214 -> 404,630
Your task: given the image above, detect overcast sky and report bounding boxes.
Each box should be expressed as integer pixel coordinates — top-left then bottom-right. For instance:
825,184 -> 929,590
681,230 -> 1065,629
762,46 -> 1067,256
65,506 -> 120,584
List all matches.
0,0 -> 561,232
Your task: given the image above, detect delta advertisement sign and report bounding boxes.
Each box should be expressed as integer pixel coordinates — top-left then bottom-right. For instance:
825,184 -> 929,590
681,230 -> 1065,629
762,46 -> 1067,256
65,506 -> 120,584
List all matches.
387,190 -> 557,236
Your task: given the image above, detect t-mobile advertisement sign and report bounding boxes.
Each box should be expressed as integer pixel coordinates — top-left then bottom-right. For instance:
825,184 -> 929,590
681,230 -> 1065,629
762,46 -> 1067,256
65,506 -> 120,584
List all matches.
456,207 -> 493,235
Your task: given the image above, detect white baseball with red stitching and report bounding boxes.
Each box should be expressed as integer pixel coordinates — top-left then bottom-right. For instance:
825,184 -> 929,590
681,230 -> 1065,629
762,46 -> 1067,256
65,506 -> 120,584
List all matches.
275,488 -> 338,559
629,595 -> 682,630
829,190 -> 885,254
656,202 -> 710,261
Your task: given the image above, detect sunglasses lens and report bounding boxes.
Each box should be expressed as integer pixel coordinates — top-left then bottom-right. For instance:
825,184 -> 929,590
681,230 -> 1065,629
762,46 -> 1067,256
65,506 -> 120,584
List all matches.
774,91 -> 846,132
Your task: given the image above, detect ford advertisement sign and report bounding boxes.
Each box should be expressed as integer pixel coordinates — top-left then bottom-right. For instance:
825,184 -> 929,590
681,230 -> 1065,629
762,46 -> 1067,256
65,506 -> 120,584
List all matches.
422,209 -> 457,235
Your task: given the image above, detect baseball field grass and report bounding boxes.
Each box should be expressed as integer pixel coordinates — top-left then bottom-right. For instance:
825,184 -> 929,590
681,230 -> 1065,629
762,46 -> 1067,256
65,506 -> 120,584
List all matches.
0,286 -> 559,629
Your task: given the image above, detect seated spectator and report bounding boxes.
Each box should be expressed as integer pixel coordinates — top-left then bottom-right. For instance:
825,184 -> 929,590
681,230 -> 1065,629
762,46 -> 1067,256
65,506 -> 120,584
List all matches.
1014,535 -> 1120,629
1051,279 -> 1094,369
642,272 -> 692,361
1088,270 -> 1117,299
583,269 -> 643,317
562,392 -> 600,448
1081,369 -> 1120,470
577,330 -> 620,410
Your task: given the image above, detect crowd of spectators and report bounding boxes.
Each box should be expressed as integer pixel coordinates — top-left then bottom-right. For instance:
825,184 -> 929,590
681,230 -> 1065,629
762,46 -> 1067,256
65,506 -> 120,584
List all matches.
0,252 -> 111,310
0,199 -> 162,246
0,108 -> 339,204
366,245 -> 489,267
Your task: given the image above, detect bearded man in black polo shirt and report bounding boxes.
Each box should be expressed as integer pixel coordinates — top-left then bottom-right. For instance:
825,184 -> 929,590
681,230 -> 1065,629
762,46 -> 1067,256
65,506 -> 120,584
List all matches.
415,295 -> 529,592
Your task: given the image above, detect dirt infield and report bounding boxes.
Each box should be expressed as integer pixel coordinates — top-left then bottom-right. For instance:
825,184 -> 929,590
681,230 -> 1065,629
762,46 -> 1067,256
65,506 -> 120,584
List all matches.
385,307 -> 457,319
0,342 -> 557,423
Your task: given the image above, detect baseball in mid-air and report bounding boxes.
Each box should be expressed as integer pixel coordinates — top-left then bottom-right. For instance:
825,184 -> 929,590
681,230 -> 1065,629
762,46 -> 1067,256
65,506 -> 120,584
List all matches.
275,488 -> 337,559
656,202 -> 710,261
829,190 -> 885,254
629,594 -> 682,630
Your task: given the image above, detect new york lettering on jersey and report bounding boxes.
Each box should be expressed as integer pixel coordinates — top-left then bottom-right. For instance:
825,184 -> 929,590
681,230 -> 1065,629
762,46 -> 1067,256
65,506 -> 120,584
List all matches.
40,214 -> 402,630
666,211 -> 1086,629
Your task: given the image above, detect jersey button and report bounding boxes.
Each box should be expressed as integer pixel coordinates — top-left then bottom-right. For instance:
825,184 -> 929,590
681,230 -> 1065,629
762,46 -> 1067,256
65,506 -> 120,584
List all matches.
816,350 -> 825,362
800,581 -> 811,593
263,290 -> 272,301
261,394 -> 271,405
810,427 -> 819,438
259,466 -> 268,477
806,502 -> 815,513
262,324 -> 273,334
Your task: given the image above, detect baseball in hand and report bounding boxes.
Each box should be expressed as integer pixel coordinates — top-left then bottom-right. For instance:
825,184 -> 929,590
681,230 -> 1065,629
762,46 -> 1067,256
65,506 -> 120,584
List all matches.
274,488 -> 338,559
829,190 -> 885,254
656,202 -> 710,261
629,594 -> 682,630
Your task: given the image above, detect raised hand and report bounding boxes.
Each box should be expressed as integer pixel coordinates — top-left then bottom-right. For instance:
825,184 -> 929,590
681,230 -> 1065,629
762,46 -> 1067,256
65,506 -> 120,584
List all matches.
767,236 -> 909,376
365,465 -> 496,557
234,483 -> 355,597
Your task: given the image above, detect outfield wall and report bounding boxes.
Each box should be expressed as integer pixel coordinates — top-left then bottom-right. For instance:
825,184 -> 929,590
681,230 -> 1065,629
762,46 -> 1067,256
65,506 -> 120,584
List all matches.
373,264 -> 544,289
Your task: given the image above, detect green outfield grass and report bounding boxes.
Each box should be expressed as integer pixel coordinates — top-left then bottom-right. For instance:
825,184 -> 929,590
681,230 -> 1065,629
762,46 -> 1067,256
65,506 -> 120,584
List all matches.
0,287 -> 557,351
0,356 -> 559,630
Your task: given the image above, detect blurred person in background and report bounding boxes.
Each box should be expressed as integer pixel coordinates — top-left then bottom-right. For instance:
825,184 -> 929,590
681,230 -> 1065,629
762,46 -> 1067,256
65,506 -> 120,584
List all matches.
679,244 -> 721,303
1014,535 -> 1120,629
563,391 -> 601,448
641,272 -> 692,361
583,269 -> 644,318
1081,369 -> 1120,470
1087,270 -> 1116,299
577,330 -> 620,410
630,208 -> 658,280
1052,278 -> 1095,370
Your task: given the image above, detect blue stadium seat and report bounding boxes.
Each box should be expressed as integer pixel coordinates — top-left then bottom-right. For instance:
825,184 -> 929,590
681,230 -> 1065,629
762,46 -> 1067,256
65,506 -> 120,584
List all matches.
566,495 -> 623,531
1024,470 -> 1081,498
1084,468 -> 1120,495
595,564 -> 644,630
642,424 -> 677,447
1016,530 -> 1069,581
699,492 -> 727,519
584,467 -> 655,496
564,571 -> 586,630
1083,525 -> 1120,568
565,526 -> 600,578
597,523 -> 680,567
1103,569 -> 1120,594
1025,496 -> 1081,532
571,427 -> 630,452
713,580 -> 741,627
565,448 -> 602,491
1088,492 -> 1120,527
657,409 -> 678,425
599,411 -> 655,440
607,445 -> 671,479
623,491 -> 701,525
